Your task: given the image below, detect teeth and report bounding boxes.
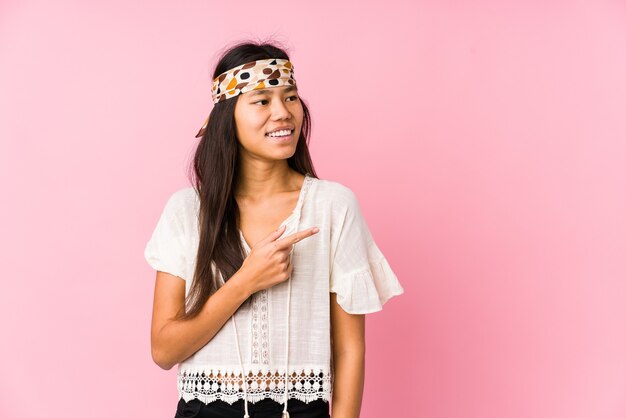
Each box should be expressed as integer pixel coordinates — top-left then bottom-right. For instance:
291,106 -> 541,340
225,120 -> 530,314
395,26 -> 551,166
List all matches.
266,129 -> 292,137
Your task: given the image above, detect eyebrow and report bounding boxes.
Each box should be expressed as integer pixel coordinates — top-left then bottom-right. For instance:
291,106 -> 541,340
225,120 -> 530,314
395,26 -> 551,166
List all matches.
248,85 -> 298,97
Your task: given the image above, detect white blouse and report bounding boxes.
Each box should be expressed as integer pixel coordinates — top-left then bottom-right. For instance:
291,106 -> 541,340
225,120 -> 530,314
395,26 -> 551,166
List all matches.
144,173 -> 404,409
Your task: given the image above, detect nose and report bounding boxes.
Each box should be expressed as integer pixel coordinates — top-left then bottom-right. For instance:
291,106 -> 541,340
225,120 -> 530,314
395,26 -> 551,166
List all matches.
270,97 -> 291,120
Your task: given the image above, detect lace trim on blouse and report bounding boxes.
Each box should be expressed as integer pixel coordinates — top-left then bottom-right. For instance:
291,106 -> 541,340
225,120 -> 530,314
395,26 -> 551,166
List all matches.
251,289 -> 270,365
177,366 -> 332,405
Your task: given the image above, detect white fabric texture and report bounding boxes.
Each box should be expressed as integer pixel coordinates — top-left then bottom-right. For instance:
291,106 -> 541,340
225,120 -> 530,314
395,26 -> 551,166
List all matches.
144,174 -> 405,406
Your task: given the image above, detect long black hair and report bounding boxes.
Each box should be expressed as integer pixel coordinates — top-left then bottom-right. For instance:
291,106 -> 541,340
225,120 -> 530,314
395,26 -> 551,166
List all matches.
176,39 -> 317,320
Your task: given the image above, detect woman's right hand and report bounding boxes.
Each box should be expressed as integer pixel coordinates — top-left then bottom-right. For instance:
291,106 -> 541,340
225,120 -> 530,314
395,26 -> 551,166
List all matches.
238,224 -> 320,295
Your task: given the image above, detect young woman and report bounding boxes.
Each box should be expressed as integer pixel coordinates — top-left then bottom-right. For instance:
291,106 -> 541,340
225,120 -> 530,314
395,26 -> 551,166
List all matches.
144,41 -> 404,418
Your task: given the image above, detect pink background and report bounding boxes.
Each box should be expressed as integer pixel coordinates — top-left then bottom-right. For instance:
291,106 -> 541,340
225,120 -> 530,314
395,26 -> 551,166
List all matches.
1,1 -> 625,417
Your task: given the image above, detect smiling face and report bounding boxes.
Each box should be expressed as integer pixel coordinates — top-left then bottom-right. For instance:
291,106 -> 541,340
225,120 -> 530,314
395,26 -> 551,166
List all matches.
233,85 -> 304,161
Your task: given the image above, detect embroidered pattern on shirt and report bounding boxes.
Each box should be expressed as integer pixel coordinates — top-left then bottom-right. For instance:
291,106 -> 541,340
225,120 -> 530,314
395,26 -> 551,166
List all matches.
251,289 -> 270,365
177,367 -> 332,405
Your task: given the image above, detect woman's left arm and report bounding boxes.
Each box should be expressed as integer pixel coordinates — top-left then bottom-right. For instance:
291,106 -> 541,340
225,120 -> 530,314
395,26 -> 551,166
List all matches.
330,292 -> 365,418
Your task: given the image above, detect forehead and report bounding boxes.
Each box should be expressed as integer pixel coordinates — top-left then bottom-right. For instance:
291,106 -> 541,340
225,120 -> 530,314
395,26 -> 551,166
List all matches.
245,85 -> 298,97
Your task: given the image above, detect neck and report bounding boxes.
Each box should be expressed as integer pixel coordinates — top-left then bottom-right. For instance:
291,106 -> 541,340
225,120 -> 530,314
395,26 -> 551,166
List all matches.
235,166 -> 301,199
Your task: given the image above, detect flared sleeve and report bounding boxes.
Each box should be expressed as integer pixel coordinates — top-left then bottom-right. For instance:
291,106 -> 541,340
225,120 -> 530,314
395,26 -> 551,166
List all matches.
144,190 -> 189,281
329,188 -> 404,314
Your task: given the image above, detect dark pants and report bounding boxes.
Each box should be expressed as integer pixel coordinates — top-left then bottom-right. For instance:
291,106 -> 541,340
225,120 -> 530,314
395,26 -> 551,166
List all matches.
174,397 -> 330,418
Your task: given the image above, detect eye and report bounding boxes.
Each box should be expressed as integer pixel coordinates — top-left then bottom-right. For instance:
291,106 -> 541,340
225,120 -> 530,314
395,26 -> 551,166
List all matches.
254,95 -> 299,106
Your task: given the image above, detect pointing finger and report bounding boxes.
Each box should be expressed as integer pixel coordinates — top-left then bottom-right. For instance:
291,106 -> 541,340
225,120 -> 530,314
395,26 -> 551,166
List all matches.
258,224 -> 288,247
275,227 -> 320,250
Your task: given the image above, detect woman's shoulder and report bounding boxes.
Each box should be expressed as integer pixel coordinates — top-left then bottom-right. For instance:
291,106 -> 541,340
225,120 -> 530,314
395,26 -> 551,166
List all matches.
170,186 -> 198,202
161,186 -> 199,217
313,176 -> 360,208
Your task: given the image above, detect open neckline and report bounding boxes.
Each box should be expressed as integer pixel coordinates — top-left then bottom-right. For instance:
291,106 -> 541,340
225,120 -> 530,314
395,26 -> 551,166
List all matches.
239,173 -> 312,252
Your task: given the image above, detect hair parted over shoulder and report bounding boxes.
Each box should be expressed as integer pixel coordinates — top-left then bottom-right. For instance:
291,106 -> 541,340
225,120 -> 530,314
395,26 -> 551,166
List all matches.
177,39 -> 318,321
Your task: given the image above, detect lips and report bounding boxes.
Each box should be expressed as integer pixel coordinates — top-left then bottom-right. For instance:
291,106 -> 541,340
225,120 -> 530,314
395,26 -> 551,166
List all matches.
266,126 -> 295,135
266,130 -> 294,142
265,129 -> 294,138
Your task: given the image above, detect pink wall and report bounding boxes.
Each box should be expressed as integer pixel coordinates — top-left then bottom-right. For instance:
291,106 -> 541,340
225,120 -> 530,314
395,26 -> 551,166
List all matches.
1,1 -> 625,417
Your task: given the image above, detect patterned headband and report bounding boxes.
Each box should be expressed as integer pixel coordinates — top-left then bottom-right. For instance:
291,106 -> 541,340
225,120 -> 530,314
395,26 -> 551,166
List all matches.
195,58 -> 297,138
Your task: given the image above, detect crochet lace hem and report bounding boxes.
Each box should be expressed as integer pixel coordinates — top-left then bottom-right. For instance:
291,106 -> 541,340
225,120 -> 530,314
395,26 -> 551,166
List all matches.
179,389 -> 331,405
177,366 -> 332,405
